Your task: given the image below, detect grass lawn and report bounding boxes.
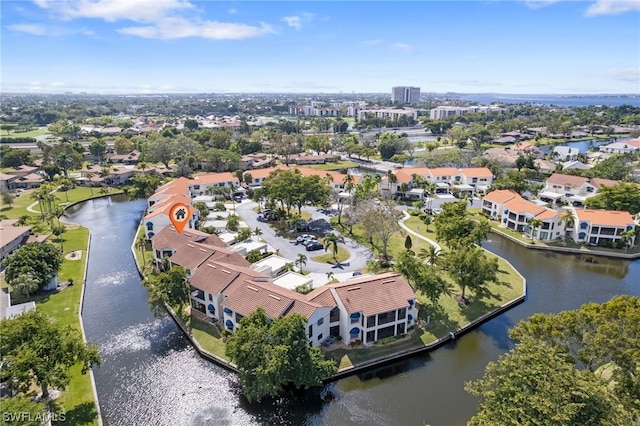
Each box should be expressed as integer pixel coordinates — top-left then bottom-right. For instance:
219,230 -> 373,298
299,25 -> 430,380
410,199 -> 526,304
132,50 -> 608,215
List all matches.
307,161 -> 359,171
324,211 -> 526,369
0,187 -> 128,425
188,317 -> 230,361
1,225 -> 99,425
1,126 -> 49,139
311,246 -> 350,264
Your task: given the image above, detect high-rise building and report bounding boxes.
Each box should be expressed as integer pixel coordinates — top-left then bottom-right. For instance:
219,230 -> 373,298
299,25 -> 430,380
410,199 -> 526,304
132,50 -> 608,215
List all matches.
391,86 -> 420,104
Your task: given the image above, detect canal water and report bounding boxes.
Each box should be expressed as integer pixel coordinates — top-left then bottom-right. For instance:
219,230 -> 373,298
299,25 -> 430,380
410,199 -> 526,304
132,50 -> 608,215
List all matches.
67,195 -> 640,426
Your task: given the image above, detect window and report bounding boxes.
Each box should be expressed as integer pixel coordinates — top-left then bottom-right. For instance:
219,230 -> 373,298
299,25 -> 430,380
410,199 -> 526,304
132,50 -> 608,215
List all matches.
367,315 -> 376,328
377,310 -> 396,326
397,307 -> 406,320
308,325 -> 313,338
146,222 -> 154,231
397,323 -> 406,335
208,294 -> 213,301
235,313 -> 244,323
317,317 -> 324,326
317,333 -> 323,341
330,307 -> 340,323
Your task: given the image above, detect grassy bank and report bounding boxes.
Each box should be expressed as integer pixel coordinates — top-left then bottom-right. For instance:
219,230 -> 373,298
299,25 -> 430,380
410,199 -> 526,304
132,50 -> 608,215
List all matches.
0,188 -> 127,425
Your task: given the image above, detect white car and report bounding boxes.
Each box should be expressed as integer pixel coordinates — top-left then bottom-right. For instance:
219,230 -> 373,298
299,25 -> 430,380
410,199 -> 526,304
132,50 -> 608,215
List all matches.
296,234 -> 316,244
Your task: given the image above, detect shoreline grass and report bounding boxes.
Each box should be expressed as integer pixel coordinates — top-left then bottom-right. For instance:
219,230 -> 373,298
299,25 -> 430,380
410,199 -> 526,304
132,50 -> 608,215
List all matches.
0,188 -> 126,425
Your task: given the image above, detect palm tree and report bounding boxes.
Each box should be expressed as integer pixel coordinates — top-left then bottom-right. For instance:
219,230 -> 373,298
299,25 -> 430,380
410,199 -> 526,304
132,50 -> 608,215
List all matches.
620,229 -> 635,252
253,227 -> 263,240
56,152 -> 73,177
85,172 -> 95,196
559,209 -> 575,240
385,169 -> 398,196
295,253 -> 307,273
12,272 -> 39,301
418,245 -> 441,267
323,232 -> 345,263
136,235 -> 147,266
17,215 -> 30,226
527,218 -> 543,243
325,271 -> 335,283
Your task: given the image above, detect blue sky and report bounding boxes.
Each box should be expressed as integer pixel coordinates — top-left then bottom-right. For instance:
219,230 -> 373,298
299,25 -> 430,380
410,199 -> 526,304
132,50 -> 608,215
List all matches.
2,0 -> 639,94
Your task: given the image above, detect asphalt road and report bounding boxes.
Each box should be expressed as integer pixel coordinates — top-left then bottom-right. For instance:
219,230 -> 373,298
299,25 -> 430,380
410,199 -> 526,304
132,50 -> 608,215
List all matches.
235,200 -> 373,275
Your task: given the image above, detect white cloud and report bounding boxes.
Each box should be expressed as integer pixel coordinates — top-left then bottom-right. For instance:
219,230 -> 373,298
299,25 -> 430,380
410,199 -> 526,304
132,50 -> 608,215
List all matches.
33,0 -> 275,40
282,16 -> 302,30
605,67 -> 640,82
585,0 -> 640,16
281,12 -> 315,30
392,43 -> 414,54
7,23 -> 47,35
118,18 -> 275,40
228,8 -> 237,15
34,0 -> 193,23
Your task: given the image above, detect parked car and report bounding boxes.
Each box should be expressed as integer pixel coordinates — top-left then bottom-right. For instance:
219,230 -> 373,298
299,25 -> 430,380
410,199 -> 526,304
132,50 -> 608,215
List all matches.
305,241 -> 324,251
296,234 -> 315,244
352,271 -> 363,277
432,207 -> 443,215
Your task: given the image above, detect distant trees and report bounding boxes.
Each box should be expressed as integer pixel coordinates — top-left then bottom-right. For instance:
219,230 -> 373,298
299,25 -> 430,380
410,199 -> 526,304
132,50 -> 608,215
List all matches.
0,310 -> 101,400
467,295 -> 640,424
127,173 -> 163,199
377,132 -> 410,160
225,308 -> 337,402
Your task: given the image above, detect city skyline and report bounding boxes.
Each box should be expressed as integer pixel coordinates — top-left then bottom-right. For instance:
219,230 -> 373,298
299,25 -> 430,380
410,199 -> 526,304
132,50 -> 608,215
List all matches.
2,0 -> 639,95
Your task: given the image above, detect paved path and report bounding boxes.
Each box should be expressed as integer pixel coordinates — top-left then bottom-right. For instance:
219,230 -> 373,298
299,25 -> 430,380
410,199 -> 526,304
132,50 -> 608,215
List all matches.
234,200 -> 373,277
398,211 -> 442,253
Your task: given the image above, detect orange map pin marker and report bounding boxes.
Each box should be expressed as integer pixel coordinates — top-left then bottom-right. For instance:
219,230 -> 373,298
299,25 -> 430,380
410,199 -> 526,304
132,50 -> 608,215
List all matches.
169,203 -> 192,233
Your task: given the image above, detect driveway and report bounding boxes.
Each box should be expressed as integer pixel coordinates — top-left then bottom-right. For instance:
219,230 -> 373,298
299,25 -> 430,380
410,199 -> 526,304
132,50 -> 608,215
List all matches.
234,201 -> 373,276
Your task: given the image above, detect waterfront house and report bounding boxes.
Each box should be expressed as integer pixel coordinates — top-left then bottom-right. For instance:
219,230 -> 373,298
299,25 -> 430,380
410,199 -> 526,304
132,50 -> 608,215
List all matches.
149,226 -> 227,267
143,193 -> 197,238
307,273 -> 418,346
552,146 -> 579,162
570,209 -> 636,246
598,139 -> 640,155
539,173 -> 619,206
483,190 -> 563,241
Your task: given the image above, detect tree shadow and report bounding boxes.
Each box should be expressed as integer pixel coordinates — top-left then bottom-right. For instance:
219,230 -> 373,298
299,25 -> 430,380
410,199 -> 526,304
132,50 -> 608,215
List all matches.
421,304 -> 458,336
55,401 -> 97,425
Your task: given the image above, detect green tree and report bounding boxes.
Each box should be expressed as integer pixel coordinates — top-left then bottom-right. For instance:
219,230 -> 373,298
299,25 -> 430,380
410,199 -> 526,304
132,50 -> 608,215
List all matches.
469,296 -> 640,424
143,266 -> 190,314
226,214 -> 239,231
323,232 -> 345,262
193,201 -> 209,221
11,273 -> 40,300
235,227 -> 252,243
295,253 -> 307,273
143,136 -> 175,168
559,209 -> 575,238
55,152 -> 74,178
2,243 -> 63,290
466,338 -> 629,426
527,218 -> 543,242
246,249 -> 263,263
435,201 -> 490,249
0,396 -> 46,426
418,245 -> 440,267
88,138 -> 108,163
395,250 -> 451,304
128,173 -> 162,199
360,202 -> 401,263
1,190 -> 15,208
443,245 -> 500,303
0,310 -> 101,399
584,182 -> 640,214
225,308 -> 337,402
136,235 -> 147,266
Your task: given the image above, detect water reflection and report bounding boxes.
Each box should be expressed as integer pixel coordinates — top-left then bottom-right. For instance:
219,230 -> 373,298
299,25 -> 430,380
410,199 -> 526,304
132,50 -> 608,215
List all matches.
65,197 -> 640,426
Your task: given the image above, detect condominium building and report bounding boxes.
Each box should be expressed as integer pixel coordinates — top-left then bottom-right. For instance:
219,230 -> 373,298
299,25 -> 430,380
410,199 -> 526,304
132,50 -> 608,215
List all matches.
391,86 -> 421,104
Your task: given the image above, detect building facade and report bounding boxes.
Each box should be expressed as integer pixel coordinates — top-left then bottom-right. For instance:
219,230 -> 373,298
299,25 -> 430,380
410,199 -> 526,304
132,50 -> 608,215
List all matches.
391,86 -> 421,104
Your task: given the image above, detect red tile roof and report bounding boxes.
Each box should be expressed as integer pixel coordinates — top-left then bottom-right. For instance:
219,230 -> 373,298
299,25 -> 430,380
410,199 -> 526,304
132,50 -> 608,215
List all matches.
574,209 -> 635,227
330,272 -> 415,317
